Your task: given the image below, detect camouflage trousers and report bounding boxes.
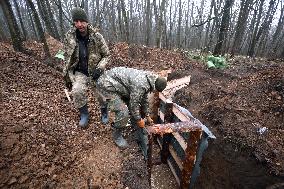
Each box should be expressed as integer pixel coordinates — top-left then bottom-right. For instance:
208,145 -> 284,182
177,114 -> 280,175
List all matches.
108,95 -> 130,128
68,71 -> 105,108
96,82 -> 129,129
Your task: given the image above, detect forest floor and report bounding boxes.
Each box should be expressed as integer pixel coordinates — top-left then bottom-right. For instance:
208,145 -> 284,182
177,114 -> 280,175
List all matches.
0,36 -> 284,189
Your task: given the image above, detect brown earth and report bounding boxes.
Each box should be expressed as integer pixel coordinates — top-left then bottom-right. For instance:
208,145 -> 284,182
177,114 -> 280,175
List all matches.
0,39 -> 283,189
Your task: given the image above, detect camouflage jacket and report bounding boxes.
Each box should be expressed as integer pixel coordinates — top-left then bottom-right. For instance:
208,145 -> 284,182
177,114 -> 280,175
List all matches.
97,67 -> 158,121
62,24 -> 110,77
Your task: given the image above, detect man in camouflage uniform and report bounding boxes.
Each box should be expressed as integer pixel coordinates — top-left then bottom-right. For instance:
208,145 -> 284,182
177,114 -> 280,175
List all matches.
96,67 -> 167,148
63,7 -> 110,128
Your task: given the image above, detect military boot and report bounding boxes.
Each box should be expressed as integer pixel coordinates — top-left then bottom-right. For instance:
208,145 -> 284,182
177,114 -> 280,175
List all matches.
135,127 -> 148,158
101,106 -> 109,124
112,128 -> 128,149
78,104 -> 89,128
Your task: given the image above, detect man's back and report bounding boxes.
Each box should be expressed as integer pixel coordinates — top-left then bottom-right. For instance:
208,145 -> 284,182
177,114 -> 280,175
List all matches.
101,67 -> 157,98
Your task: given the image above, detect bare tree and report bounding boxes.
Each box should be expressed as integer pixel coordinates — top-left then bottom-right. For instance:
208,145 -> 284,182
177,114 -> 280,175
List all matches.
120,0 -> 130,43
0,0 -> 24,52
176,0 -> 183,48
12,0 -> 28,40
145,0 -> 151,46
231,0 -> 254,56
45,0 -> 60,39
213,0 -> 235,55
25,0 -> 52,64
154,0 -> 167,48
268,1 -> 284,57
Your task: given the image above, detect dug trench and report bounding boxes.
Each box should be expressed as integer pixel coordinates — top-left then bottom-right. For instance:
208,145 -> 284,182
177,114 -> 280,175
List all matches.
0,41 -> 283,188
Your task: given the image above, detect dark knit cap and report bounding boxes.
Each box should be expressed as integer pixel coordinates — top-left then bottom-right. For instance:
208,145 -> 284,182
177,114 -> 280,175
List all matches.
71,7 -> 88,22
155,77 -> 167,92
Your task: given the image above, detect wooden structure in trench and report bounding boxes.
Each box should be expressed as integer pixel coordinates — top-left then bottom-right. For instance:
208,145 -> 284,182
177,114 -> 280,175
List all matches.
145,75 -> 215,189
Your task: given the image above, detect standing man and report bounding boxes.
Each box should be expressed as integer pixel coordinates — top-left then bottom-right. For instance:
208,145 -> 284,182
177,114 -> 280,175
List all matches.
63,7 -> 110,128
96,67 -> 167,149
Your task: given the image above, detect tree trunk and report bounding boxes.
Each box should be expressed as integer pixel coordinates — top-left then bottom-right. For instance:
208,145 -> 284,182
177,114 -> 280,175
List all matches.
26,2 -> 39,40
120,0 -> 130,43
45,0 -> 60,39
117,1 -> 124,41
213,0 -> 234,55
248,0 -> 277,57
204,0 -> 215,52
12,0 -> 28,40
231,0 -> 253,56
109,0 -> 117,42
145,0 -> 151,46
247,0 -> 265,57
197,0 -> 205,49
36,0 -> 53,36
95,0 -> 101,27
0,0 -> 24,52
156,0 -> 166,48
269,2 -> 284,57
26,0 -> 52,63
56,0 -> 64,39
176,0 -> 182,48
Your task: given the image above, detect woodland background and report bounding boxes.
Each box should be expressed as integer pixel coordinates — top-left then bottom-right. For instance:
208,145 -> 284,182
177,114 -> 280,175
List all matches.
1,0 -> 284,60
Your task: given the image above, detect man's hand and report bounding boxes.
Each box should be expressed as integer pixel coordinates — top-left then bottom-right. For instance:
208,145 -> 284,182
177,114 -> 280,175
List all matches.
146,116 -> 154,125
64,74 -> 72,90
136,119 -> 145,128
92,68 -> 103,81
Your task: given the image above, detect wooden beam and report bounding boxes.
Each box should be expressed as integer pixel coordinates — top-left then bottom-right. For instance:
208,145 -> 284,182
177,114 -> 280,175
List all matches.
164,76 -> 191,90
161,101 -> 174,163
181,130 -> 203,189
169,144 -> 183,170
172,133 -> 187,151
167,158 -> 181,186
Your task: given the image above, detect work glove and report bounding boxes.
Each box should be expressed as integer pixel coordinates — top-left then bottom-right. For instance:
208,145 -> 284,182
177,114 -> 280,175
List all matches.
145,116 -> 154,125
92,68 -> 103,81
64,74 -> 72,90
136,119 -> 145,128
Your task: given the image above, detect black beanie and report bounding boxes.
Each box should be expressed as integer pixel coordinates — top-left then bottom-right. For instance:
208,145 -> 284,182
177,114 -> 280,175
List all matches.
155,77 -> 167,92
71,7 -> 88,22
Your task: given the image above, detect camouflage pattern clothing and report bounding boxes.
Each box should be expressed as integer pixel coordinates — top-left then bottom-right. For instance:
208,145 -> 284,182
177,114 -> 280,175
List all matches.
96,67 -> 159,128
63,24 -> 110,108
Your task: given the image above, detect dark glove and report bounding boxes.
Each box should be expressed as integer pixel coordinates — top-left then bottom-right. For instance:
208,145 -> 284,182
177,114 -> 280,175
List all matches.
92,68 -> 103,81
64,74 -> 72,90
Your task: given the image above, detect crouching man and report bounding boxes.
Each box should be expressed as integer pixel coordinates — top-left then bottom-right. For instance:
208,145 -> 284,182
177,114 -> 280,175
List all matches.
95,67 -> 167,149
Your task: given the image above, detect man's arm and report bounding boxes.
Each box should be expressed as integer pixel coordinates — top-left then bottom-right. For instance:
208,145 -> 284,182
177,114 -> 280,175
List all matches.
141,93 -> 150,117
96,32 -> 110,70
129,91 -> 145,121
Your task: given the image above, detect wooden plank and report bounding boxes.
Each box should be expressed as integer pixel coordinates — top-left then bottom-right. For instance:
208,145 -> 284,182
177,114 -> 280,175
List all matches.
147,121 -> 202,134
161,102 -> 174,163
159,92 -> 173,103
172,104 -> 190,122
167,158 -> 181,186
64,89 -> 72,102
159,110 -> 165,122
169,144 -> 183,170
172,133 -> 187,151
164,76 -> 191,90
148,92 -> 160,123
159,92 -> 191,122
181,130 -> 203,188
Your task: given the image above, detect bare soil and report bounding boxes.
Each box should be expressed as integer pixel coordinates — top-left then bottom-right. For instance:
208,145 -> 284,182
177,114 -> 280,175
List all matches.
0,39 -> 283,189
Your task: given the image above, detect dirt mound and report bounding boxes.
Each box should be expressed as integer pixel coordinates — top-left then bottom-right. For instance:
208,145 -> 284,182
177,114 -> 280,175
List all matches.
173,58 -> 284,188
109,42 -> 190,72
0,45 -> 125,188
